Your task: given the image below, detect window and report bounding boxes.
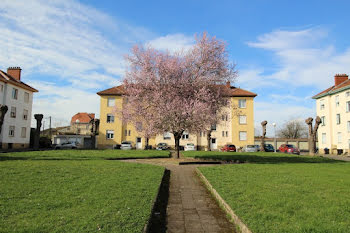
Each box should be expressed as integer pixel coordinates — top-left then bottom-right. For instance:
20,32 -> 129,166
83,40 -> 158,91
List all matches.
322,133 -> 326,144
106,130 -> 114,139
238,99 -> 246,108
239,115 -> 247,124
23,109 -> 28,120
222,131 -> 225,137
12,88 -> 18,99
335,95 -> 339,107
0,84 -> 3,92
321,116 -> 325,126
163,132 -> 171,140
222,114 -> 228,121
211,124 -> 216,131
239,131 -> 247,141
182,131 -> 189,140
136,122 -> 143,131
348,121 -> 350,133
347,91 -> 350,97
320,99 -> 325,110
338,132 -> 342,143
225,131 -> 228,137
124,129 -> 127,136
336,114 -> 341,124
24,92 -> 29,103
9,126 -> 15,137
200,131 -> 206,137
106,114 -> 114,123
107,97 -> 115,107
21,127 -> 26,138
10,107 -> 16,118
347,101 -> 350,112
128,130 -> 131,136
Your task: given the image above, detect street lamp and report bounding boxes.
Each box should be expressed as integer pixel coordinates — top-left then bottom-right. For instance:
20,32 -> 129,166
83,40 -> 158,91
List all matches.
272,123 -> 276,153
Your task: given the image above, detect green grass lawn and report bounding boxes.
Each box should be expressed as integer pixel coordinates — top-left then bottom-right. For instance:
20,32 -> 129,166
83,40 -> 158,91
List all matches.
0,149 -> 170,161
183,151 -> 339,163
199,163 -> 350,233
0,151 -> 165,232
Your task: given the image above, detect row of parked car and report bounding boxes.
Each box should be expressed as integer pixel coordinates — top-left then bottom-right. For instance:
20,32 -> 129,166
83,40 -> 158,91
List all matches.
220,143 -> 300,155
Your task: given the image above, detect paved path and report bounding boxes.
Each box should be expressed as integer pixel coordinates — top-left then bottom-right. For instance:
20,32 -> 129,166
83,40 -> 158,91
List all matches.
123,155 -> 236,233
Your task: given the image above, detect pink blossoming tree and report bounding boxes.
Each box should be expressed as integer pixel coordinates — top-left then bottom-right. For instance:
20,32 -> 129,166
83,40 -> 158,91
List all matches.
122,33 -> 237,158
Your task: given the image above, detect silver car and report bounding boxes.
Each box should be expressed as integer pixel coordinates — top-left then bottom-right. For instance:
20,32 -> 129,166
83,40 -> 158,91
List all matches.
55,142 -> 78,149
243,145 -> 259,152
121,141 -> 132,150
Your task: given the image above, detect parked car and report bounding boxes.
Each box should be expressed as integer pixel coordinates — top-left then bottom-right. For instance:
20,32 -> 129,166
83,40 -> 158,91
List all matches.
184,143 -> 196,151
156,142 -> 169,150
263,144 -> 275,152
221,144 -> 236,152
121,141 -> 132,150
243,145 -> 259,152
279,144 -> 300,155
55,142 -> 78,149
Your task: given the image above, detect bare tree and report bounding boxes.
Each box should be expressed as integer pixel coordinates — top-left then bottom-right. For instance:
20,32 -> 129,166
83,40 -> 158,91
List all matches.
305,116 -> 321,155
277,119 -> 308,139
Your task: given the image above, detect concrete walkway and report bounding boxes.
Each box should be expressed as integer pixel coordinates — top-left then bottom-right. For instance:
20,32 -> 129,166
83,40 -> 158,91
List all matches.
123,154 -> 236,233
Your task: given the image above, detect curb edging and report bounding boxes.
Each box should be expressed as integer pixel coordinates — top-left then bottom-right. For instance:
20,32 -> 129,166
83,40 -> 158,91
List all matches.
196,168 -> 252,233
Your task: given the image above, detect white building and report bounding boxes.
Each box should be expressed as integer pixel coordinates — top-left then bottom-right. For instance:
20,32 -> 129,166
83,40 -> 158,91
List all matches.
313,74 -> 350,154
0,67 -> 38,149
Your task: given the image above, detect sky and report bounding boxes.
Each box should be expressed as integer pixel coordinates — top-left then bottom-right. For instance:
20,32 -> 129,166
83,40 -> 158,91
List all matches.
1,0 -> 350,135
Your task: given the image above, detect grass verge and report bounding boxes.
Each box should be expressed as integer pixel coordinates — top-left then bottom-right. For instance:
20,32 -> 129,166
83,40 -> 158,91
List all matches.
0,159 -> 164,232
0,149 -> 170,161
183,151 -> 339,163
199,163 -> 350,233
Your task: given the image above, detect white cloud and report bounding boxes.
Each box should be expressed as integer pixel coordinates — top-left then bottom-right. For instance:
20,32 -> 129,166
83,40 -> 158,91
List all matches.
146,33 -> 194,53
242,27 -> 350,90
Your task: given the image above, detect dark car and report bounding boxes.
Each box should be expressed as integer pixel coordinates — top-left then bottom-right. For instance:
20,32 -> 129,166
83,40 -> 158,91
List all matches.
279,144 -> 300,155
263,144 -> 275,152
156,143 -> 169,150
221,144 -> 236,152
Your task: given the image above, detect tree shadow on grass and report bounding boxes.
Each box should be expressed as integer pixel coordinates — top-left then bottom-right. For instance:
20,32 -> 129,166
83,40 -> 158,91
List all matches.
193,154 -> 345,164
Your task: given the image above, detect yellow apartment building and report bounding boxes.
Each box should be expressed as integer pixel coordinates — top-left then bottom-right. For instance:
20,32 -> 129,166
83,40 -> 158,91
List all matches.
313,74 -> 350,154
97,84 -> 257,150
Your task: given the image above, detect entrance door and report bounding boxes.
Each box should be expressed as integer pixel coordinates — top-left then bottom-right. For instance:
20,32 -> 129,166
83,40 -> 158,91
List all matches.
136,137 -> 142,149
211,138 -> 217,150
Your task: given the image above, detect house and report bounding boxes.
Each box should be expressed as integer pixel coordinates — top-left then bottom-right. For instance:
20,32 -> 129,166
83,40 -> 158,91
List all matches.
0,67 -> 38,149
313,74 -> 350,154
70,112 -> 96,135
96,82 -> 257,150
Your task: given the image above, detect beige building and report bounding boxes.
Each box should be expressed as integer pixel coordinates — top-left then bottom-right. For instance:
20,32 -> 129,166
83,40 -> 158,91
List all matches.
313,74 -> 350,154
97,83 -> 257,150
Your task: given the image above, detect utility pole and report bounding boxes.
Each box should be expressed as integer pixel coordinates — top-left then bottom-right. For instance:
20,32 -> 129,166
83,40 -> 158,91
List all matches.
49,116 -> 52,139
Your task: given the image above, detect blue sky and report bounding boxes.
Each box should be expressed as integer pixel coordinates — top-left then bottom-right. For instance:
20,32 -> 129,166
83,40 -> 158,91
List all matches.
1,0 -> 350,135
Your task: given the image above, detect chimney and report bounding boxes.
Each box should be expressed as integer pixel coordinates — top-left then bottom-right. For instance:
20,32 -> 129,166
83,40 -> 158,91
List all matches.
7,67 -> 22,81
334,74 -> 348,86
226,81 -> 231,88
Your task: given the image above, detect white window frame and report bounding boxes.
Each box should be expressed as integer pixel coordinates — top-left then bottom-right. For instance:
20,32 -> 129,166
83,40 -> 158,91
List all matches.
106,130 -> 114,139
12,88 -> 18,100
107,97 -> 115,107
336,114 -> 341,125
24,92 -> 29,103
163,132 -> 171,140
182,131 -> 189,140
23,109 -> 28,120
106,114 -> 114,123
321,116 -> 325,126
347,91 -> 350,97
320,99 -> 325,110
10,106 -> 16,118
335,95 -> 340,107
9,126 -> 15,137
239,131 -> 247,141
0,84 -> 3,92
347,101 -> 350,112
338,132 -> 342,144
238,99 -> 246,108
348,121 -> 350,133
211,124 -> 216,131
239,115 -> 247,124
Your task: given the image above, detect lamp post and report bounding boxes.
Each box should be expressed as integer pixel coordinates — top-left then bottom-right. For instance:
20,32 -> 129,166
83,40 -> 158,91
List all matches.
272,122 -> 276,153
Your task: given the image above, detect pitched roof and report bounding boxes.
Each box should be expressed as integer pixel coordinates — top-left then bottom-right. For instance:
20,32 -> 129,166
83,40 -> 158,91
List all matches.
312,79 -> 350,99
97,85 -> 257,97
0,70 -> 38,92
71,112 -> 95,124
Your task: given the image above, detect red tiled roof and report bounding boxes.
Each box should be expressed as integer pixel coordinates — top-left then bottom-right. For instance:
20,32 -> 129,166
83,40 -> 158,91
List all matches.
0,70 -> 38,92
312,79 -> 350,99
71,112 -> 95,124
97,85 -> 257,97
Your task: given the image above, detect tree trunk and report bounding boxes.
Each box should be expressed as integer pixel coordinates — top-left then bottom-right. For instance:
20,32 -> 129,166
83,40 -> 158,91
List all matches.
145,137 -> 149,150
206,130 -> 212,151
173,132 -> 182,158
260,121 -> 268,152
0,105 -> 8,134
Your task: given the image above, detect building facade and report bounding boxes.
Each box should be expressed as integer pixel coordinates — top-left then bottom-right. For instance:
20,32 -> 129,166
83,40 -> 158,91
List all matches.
0,67 -> 38,149
70,112 -> 96,135
97,84 -> 257,150
313,74 -> 350,154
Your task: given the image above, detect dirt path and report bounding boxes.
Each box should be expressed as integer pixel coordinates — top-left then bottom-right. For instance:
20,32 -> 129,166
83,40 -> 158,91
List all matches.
123,155 -> 236,233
